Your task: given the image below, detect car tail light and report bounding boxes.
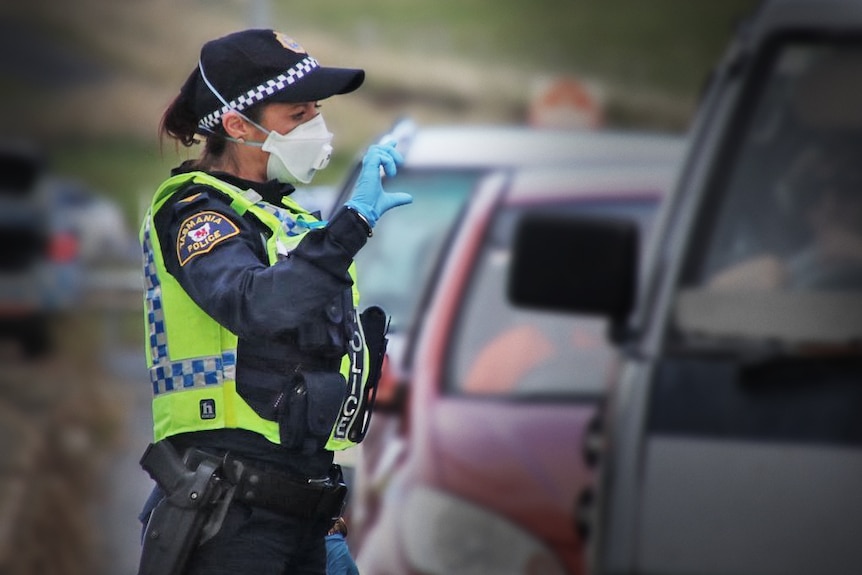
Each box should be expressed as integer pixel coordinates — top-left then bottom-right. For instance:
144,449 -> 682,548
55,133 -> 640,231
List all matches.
49,232 -> 78,263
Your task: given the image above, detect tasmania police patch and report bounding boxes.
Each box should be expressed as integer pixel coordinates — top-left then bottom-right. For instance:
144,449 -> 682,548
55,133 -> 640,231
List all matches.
176,211 -> 240,266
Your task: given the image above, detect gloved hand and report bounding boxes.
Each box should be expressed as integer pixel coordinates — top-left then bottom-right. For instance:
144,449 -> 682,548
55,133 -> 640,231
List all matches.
345,142 -> 413,228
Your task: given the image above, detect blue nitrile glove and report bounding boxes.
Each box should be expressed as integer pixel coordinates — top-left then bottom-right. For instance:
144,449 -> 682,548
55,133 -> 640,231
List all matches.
345,142 -> 413,228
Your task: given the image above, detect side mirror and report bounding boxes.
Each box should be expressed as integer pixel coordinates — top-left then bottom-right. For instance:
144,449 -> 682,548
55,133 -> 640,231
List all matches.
508,212 -> 639,335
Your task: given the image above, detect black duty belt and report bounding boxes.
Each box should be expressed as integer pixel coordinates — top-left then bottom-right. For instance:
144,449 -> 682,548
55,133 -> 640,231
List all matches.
183,449 -> 347,520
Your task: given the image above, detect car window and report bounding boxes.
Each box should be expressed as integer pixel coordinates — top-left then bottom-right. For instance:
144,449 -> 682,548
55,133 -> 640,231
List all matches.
447,198 -> 658,398
675,39 -> 862,345
354,169 -> 483,333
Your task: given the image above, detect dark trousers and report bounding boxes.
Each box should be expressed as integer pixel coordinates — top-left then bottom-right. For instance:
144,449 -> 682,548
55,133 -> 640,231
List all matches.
139,487 -> 332,575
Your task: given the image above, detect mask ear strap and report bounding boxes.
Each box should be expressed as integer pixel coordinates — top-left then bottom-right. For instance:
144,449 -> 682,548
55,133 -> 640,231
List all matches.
198,60 -> 270,142
198,60 -> 231,109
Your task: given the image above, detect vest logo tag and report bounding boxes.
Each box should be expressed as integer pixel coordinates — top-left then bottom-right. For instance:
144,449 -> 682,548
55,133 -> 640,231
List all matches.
177,211 -> 240,266
200,399 -> 216,420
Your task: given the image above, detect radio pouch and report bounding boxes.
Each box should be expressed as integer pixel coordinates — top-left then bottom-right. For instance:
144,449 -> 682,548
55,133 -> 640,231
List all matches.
278,371 -> 347,454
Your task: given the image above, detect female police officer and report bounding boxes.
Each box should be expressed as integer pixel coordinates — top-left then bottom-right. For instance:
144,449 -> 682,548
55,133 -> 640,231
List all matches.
136,29 -> 411,575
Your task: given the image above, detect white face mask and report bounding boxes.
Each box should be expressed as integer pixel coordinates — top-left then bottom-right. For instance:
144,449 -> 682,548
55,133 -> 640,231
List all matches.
259,114 -> 334,184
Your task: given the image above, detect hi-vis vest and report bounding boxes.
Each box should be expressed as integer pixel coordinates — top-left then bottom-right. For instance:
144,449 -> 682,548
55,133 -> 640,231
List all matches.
140,171 -> 369,451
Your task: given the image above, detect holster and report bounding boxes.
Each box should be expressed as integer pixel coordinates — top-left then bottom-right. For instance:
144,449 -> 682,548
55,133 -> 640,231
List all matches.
137,441 -> 241,575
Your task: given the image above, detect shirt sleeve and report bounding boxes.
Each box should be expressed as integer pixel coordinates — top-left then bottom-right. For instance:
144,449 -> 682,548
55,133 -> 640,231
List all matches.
154,185 -> 370,339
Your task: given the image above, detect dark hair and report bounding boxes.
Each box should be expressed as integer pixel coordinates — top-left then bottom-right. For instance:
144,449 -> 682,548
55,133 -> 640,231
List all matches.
159,68 -> 264,170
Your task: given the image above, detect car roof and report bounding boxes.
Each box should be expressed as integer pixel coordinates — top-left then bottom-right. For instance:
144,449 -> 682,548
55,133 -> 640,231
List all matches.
504,163 -> 681,205
746,0 -> 862,39
393,124 -> 687,169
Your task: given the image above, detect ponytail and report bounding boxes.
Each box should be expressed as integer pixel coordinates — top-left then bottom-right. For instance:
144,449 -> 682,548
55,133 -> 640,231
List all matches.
159,67 -> 266,169
160,69 -> 202,147
159,68 -> 229,166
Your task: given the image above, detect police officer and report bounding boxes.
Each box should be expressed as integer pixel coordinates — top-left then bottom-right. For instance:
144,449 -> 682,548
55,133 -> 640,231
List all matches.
136,29 -> 411,575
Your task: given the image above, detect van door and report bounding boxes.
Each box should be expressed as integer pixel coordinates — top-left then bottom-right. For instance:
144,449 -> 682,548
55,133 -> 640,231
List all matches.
611,30 -> 862,575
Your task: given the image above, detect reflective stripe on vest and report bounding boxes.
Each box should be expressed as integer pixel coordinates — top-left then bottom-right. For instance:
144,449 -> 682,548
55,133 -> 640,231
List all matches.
141,172 -> 368,450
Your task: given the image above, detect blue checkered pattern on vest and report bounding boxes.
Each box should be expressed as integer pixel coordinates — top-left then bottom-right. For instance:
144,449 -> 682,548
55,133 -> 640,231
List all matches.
255,201 -> 304,236
142,220 -> 236,396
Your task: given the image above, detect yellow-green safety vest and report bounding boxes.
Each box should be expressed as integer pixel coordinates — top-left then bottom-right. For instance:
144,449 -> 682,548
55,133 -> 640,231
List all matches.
140,171 -> 369,451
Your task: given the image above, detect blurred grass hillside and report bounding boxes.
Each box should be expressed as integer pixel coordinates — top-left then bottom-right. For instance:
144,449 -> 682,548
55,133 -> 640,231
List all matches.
2,0 -> 758,225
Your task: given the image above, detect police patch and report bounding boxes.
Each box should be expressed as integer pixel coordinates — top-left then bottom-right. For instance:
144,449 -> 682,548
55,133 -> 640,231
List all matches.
176,211 -> 240,266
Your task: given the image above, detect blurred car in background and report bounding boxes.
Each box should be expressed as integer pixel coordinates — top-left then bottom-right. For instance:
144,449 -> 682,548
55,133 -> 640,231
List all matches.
333,120 -> 684,542
354,146 -> 683,575
0,144 -> 83,357
45,177 -> 137,266
335,120 -> 684,573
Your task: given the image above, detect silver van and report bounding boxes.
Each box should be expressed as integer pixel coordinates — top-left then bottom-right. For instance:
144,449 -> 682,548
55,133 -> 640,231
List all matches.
510,1 -> 862,573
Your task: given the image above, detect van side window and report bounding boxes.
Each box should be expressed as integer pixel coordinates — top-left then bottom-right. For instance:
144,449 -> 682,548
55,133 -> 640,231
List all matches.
675,41 -> 862,345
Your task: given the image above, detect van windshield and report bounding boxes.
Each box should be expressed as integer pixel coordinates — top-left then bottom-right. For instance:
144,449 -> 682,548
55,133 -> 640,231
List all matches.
676,39 -> 862,346
353,170 -> 481,333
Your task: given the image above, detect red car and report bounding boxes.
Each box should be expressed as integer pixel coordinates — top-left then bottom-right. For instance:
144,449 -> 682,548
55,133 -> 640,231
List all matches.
332,122 -> 684,549
353,148 -> 683,574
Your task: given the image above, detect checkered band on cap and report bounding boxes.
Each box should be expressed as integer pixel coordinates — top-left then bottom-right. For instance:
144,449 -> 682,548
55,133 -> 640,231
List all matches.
198,56 -> 320,131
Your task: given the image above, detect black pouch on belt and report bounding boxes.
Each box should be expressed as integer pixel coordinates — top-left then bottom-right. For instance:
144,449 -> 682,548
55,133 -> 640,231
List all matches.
276,371 -> 347,454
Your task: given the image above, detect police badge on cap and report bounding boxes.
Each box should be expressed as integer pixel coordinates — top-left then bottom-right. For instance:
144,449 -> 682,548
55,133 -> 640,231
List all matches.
273,32 -> 306,53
